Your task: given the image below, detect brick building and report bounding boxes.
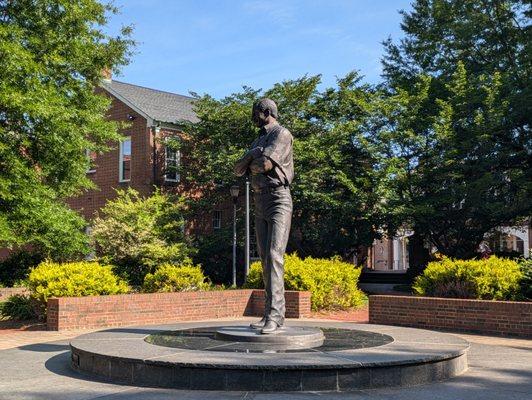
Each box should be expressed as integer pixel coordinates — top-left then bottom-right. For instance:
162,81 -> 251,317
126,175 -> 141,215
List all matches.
68,75 -> 196,219
67,75 -> 224,233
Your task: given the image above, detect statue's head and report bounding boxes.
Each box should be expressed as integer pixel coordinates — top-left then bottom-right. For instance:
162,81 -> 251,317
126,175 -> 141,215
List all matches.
252,98 -> 278,127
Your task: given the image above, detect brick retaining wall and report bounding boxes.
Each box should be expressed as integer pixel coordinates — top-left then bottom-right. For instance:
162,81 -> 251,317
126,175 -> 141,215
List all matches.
369,295 -> 532,337
46,289 -> 311,331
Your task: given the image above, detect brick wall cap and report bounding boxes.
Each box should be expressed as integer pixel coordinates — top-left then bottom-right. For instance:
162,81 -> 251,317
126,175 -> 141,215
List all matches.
370,295 -> 531,305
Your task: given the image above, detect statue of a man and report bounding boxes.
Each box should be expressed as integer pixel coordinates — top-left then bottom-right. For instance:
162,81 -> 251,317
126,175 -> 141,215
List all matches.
234,98 -> 294,334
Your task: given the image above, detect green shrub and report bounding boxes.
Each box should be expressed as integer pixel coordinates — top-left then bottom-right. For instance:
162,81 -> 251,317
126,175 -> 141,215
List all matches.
142,263 -> 211,293
0,250 -> 43,287
244,253 -> 366,311
27,261 -> 130,304
413,256 -> 523,300
0,294 -> 40,320
518,258 -> 532,300
91,188 -> 195,286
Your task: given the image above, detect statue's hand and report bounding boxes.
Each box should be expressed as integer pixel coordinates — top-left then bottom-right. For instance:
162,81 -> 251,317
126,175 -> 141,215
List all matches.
234,147 -> 263,177
249,156 -> 273,174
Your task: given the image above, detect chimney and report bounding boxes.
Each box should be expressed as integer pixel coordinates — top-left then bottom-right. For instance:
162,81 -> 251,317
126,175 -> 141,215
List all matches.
101,68 -> 112,82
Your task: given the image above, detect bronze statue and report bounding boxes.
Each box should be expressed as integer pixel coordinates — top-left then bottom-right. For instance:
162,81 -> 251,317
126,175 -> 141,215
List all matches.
234,98 -> 294,334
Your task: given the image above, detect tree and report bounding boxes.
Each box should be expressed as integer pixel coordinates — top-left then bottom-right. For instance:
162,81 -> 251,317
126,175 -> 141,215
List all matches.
176,73 -> 386,262
0,0 -> 134,259
378,0 -> 531,258
91,189 -> 194,286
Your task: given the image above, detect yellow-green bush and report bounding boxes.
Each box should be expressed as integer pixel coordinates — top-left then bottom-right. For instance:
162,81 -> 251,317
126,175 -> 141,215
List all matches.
244,253 -> 366,311
28,261 -> 130,304
142,263 -> 211,293
413,256 -> 523,300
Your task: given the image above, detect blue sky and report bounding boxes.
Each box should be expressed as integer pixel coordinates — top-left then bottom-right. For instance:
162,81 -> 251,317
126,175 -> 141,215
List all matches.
106,0 -> 412,98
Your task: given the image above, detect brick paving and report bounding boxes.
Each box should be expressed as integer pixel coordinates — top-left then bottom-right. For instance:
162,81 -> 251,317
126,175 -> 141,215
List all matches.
0,320 -> 99,351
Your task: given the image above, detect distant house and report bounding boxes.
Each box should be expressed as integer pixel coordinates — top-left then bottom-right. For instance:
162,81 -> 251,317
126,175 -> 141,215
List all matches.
67,74 -> 225,235
365,222 -> 531,272
366,231 -> 412,271
486,223 -> 531,258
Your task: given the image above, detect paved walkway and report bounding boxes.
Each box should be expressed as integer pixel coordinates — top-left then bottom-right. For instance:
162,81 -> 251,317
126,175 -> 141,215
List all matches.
0,317 -> 530,399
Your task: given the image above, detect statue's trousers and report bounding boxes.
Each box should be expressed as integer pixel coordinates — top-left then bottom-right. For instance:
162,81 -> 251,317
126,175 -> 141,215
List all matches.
253,186 -> 292,326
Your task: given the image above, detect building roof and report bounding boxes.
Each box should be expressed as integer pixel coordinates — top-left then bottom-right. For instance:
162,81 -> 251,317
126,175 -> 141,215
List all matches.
101,80 -> 199,125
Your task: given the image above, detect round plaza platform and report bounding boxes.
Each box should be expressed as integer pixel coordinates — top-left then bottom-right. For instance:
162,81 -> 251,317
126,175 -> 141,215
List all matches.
69,320 -> 469,392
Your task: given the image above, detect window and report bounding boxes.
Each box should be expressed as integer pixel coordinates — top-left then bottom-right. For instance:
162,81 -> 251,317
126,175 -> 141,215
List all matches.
85,149 -> 97,173
165,145 -> 180,182
212,210 -> 222,230
119,137 -> 131,182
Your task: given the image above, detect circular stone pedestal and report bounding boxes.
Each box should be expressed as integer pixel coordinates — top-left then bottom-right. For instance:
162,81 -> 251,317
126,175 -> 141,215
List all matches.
214,326 -> 324,350
70,321 -> 469,392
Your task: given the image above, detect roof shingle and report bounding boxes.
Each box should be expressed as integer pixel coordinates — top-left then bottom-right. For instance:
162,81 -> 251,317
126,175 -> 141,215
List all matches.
101,80 -> 198,124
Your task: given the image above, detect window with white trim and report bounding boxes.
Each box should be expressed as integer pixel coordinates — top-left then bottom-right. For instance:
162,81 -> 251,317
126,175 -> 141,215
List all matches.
165,145 -> 180,182
212,210 -> 222,230
85,149 -> 97,173
119,137 -> 131,182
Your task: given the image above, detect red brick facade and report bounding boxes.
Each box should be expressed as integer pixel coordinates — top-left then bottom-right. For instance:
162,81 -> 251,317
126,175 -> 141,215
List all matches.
68,90 -> 161,219
369,295 -> 532,337
46,289 -> 311,331
65,87 -> 228,237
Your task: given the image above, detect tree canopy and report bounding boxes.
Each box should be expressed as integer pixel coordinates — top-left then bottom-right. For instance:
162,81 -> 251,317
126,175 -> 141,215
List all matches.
377,0 -> 531,258
177,73 -> 387,260
0,0 -> 134,258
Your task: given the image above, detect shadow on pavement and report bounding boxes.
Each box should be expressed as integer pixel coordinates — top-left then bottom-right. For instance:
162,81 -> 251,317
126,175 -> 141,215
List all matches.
18,342 -> 70,352
44,350 -> 119,385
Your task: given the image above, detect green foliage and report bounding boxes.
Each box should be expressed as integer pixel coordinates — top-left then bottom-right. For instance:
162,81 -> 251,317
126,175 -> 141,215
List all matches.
244,253 -> 366,311
0,250 -> 43,287
413,256 -> 523,300
378,0 -> 532,258
193,227 -> 236,285
243,263 -> 263,290
27,260 -> 129,305
143,263 -> 211,293
517,258 -> 532,300
177,73 -> 385,259
0,294 -> 40,320
91,188 -> 194,286
0,1 -> 134,258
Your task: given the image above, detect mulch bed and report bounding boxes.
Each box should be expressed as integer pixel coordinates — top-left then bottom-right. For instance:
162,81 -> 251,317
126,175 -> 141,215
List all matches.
0,319 -> 45,332
309,306 -> 369,322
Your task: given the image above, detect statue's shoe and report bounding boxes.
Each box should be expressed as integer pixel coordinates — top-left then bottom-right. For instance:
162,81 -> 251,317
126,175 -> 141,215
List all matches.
250,317 -> 267,329
260,320 -> 281,334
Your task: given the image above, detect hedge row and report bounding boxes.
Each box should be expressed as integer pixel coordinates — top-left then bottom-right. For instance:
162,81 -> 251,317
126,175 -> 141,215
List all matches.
413,256 -> 525,300
245,253 -> 366,311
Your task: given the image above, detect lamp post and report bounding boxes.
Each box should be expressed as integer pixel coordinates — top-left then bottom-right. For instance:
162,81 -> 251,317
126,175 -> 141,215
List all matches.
245,178 -> 250,277
230,185 -> 240,287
